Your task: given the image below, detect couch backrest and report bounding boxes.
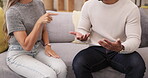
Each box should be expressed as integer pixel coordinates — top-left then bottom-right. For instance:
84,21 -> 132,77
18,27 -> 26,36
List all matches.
139,8 -> 148,48
46,9 -> 148,45
46,12 -> 74,43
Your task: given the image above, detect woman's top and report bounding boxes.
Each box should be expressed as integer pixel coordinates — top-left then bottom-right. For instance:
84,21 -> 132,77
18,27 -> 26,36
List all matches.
6,0 -> 46,45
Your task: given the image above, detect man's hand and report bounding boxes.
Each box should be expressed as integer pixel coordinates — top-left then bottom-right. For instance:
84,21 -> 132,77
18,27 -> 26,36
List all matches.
98,39 -> 124,52
70,31 -> 90,41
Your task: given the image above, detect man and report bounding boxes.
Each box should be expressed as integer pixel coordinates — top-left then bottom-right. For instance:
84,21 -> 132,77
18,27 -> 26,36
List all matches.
70,0 -> 146,78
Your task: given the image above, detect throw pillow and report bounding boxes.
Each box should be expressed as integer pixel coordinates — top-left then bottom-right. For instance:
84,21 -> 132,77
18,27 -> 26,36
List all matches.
141,6 -> 148,9
72,10 -> 88,44
0,7 -> 8,53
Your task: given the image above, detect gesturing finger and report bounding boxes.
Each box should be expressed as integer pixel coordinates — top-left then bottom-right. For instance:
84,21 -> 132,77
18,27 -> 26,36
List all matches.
69,31 -> 77,35
48,16 -> 52,21
81,33 -> 90,40
82,34 -> 87,40
78,35 -> 84,41
86,33 -> 90,37
104,39 -> 113,46
98,40 -> 111,50
47,13 -> 58,16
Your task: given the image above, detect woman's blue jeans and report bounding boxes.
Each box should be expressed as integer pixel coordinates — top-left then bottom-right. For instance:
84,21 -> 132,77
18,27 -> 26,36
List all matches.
73,46 -> 146,78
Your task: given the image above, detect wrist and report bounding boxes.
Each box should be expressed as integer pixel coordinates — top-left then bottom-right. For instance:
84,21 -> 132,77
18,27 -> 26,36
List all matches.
36,20 -> 43,25
44,43 -> 51,47
119,45 -> 125,52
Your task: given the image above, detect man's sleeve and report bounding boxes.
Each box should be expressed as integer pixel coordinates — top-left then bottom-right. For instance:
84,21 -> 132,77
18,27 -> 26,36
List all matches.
121,7 -> 141,54
76,1 -> 92,35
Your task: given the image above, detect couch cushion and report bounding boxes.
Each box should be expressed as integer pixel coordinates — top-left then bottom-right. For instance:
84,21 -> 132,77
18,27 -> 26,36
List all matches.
46,11 -> 75,43
1,44 -> 148,78
139,8 -> 148,47
50,43 -> 89,78
72,11 -> 84,44
51,43 -> 148,78
50,43 -> 89,65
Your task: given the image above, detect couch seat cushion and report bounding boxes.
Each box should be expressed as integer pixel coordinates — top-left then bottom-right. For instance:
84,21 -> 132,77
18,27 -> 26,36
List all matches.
51,43 -> 148,78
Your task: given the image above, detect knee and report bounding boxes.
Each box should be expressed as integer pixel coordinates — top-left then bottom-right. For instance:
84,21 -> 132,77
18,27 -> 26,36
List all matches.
130,61 -> 146,72
128,53 -> 146,72
53,62 -> 67,75
44,72 -> 57,78
39,70 -> 57,78
72,54 -> 87,70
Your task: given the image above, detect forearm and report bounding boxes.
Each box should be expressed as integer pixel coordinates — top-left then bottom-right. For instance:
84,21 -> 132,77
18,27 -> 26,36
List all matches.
76,28 -> 89,35
22,23 -> 43,51
42,25 -> 50,46
120,24 -> 141,53
120,7 -> 141,54
76,14 -> 91,35
43,31 -> 50,45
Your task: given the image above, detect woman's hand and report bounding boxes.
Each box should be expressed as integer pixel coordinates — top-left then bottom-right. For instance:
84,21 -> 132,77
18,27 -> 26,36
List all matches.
98,39 -> 124,52
37,13 -> 58,24
45,45 -> 60,58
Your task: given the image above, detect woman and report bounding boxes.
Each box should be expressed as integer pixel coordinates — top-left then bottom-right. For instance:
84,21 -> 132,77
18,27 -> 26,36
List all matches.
5,0 -> 67,78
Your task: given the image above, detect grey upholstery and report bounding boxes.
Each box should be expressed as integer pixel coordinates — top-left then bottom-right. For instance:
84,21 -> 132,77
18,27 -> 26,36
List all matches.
139,8 -> 148,47
46,12 -> 75,43
1,44 -> 148,78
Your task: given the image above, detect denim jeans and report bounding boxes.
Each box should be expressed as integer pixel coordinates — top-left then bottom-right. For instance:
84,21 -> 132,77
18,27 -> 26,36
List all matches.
73,46 -> 146,78
6,42 -> 67,78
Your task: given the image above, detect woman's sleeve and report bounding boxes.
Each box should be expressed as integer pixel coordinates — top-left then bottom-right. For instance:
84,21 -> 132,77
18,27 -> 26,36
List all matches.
39,0 -> 46,14
6,8 -> 26,36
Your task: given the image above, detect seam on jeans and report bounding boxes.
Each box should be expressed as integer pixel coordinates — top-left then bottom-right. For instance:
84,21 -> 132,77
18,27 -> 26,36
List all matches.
90,59 -> 106,70
111,60 -> 125,68
110,60 -> 126,72
7,59 -> 47,78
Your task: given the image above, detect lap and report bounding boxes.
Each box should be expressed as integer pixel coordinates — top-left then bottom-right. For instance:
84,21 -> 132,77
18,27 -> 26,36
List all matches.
73,46 -> 109,72
110,51 -> 145,73
35,46 -> 67,72
6,54 -> 56,78
73,46 -> 145,73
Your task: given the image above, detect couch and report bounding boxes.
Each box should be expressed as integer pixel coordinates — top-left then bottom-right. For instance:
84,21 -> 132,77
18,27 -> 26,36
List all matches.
0,8 -> 148,78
